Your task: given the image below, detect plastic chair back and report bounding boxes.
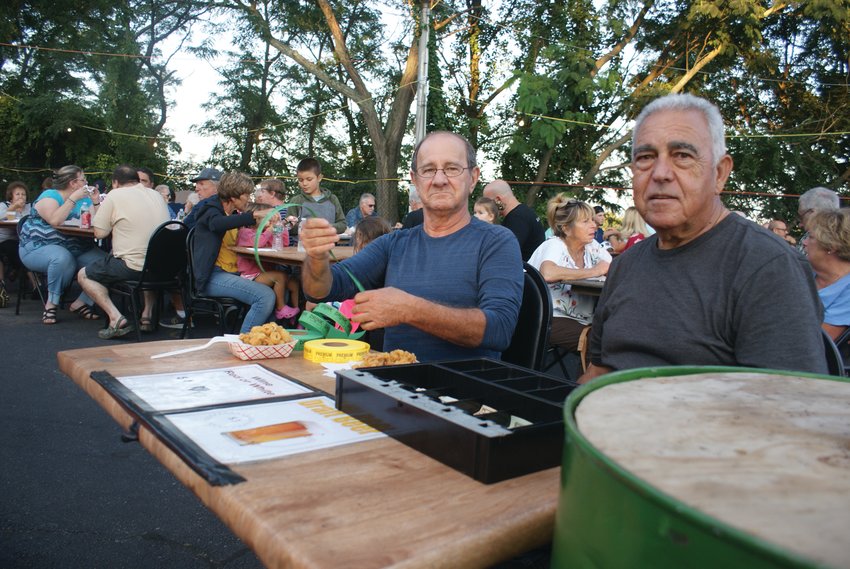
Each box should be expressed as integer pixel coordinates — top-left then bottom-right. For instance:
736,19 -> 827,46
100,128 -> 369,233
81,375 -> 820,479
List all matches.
501,263 -> 552,371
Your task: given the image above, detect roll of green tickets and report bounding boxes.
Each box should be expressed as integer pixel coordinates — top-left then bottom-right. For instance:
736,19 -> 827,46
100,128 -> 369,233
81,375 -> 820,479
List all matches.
285,328 -> 323,351
313,302 -> 352,334
297,310 -> 331,338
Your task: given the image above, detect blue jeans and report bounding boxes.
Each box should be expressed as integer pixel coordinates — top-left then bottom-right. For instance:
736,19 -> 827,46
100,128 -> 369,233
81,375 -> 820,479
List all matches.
19,242 -> 105,305
204,268 -> 275,333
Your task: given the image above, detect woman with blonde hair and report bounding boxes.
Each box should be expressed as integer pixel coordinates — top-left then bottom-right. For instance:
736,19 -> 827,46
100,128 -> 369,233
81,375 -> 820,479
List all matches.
608,206 -> 649,253
804,209 -> 850,340
528,194 -> 612,352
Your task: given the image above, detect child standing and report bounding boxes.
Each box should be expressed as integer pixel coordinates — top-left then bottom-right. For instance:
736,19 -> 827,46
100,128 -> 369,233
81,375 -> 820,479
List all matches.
473,197 -> 499,224
286,158 -> 347,235
236,203 -> 300,321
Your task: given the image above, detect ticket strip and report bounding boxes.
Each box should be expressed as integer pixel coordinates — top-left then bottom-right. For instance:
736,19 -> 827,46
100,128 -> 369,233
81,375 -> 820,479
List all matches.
288,302 -> 366,351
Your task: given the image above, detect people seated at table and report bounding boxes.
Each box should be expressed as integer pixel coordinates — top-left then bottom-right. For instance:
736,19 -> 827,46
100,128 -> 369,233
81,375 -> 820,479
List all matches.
18,165 -> 106,325
796,186 -> 839,255
0,181 -> 34,306
607,206 -> 649,253
190,171 -> 278,334
286,158 -> 347,236
182,167 -> 222,228
400,188 -> 424,229
155,184 -> 183,219
473,197 -> 499,224
236,203 -> 300,322
482,179 -> 545,261
345,192 -> 377,229
255,178 -> 288,209
77,164 -> 171,339
803,209 -> 850,341
301,131 -> 523,362
528,195 -> 612,353
767,219 -> 796,246
580,93 -> 827,383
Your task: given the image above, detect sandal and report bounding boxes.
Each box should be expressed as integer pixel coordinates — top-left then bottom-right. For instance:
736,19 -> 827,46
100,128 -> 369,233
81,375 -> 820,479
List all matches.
42,306 -> 58,325
139,317 -> 155,333
98,316 -> 135,340
71,303 -> 101,320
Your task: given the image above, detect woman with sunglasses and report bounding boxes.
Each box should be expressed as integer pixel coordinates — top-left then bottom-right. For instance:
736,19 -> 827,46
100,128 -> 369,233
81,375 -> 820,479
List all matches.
803,209 -> 850,341
529,194 -> 612,353
18,165 -> 105,324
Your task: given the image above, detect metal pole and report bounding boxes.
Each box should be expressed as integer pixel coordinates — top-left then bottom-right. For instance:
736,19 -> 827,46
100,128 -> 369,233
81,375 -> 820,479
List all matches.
414,1 -> 430,144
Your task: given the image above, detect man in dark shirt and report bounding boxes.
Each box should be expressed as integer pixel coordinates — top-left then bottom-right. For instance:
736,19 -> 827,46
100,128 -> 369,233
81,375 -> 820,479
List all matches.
483,180 -> 545,261
580,93 -> 826,382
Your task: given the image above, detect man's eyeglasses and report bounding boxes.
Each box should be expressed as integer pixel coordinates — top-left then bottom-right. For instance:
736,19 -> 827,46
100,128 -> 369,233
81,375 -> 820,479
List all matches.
416,166 -> 469,178
364,203 -> 375,208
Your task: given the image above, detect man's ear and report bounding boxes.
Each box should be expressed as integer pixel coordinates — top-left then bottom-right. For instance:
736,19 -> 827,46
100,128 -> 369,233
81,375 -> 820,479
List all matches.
715,154 -> 733,194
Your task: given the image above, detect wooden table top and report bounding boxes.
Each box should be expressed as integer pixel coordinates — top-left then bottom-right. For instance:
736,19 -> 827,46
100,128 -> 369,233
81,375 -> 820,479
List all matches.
57,340 -> 559,569
1,218 -> 96,238
230,245 -> 355,266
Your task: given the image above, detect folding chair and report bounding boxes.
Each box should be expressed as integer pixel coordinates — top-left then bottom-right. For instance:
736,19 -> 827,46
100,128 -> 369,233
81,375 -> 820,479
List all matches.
501,263 -> 552,371
108,220 -> 189,341
14,215 -> 46,315
182,227 -> 246,338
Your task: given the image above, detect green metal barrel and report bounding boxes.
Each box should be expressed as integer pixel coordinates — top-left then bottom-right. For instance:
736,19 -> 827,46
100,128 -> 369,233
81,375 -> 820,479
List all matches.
551,366 -> 850,569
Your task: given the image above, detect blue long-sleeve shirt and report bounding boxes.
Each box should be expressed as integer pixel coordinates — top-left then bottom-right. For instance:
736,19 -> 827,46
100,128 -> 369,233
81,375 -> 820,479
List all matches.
311,218 -> 524,362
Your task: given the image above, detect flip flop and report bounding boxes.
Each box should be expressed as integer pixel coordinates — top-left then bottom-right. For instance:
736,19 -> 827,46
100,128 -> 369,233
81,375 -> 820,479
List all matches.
98,316 -> 135,340
71,303 -> 101,320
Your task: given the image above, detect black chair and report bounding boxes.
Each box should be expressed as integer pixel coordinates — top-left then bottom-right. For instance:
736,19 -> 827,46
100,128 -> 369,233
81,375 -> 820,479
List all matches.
501,263 -> 552,371
833,326 -> 850,377
14,215 -> 46,315
108,220 -> 189,341
183,227 -> 246,339
821,328 -> 845,377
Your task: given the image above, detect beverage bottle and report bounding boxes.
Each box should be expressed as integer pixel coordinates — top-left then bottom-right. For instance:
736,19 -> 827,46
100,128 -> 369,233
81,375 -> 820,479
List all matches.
80,203 -> 91,229
176,208 -> 185,221
272,219 -> 284,250
297,217 -> 306,252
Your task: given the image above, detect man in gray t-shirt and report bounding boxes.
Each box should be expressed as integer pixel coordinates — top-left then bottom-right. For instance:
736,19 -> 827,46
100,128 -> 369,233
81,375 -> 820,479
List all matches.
580,94 -> 827,382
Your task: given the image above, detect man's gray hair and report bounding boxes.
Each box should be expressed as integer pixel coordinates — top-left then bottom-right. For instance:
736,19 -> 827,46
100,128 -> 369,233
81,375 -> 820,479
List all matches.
632,93 -> 727,166
359,192 -> 376,203
411,131 -> 477,172
799,186 -> 839,212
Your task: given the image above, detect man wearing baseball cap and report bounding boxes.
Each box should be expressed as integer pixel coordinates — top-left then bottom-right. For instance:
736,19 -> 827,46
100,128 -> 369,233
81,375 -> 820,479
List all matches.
183,167 -> 222,227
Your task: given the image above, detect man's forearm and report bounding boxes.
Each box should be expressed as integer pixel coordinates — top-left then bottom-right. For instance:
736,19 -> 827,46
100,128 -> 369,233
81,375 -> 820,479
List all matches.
405,296 -> 486,348
302,255 -> 333,300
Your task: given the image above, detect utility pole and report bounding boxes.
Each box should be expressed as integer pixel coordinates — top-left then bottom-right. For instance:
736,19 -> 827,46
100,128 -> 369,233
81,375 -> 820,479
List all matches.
414,0 -> 430,144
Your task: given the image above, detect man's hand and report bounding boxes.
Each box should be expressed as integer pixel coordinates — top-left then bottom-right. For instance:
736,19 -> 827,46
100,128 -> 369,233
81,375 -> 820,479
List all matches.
301,217 -> 339,258
578,363 -> 613,384
350,287 -> 413,330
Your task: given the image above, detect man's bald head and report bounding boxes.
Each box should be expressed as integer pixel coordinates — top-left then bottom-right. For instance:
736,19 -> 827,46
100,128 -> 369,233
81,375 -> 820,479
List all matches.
482,180 -> 519,216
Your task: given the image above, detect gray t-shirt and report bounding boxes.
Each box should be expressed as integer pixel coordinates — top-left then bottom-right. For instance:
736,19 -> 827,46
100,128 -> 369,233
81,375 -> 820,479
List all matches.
590,213 -> 827,374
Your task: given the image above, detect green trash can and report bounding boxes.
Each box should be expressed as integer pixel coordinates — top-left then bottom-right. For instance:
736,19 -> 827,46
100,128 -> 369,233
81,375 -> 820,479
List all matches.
551,366 -> 850,569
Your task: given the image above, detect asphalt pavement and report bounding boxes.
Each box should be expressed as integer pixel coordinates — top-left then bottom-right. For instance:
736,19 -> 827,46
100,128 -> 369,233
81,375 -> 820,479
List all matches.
0,283 -> 263,568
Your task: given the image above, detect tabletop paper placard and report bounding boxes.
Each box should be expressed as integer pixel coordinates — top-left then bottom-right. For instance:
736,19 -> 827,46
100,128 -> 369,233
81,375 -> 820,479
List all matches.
160,396 -> 385,464
115,364 -> 312,412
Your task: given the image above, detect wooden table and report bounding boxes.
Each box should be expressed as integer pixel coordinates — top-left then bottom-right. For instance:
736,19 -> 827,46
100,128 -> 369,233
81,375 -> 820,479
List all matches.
57,341 -> 560,569
57,223 -> 97,238
231,245 -> 355,267
1,219 -> 96,238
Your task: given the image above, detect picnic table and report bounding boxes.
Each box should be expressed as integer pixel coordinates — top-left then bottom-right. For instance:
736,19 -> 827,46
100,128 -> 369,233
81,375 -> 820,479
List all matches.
57,340 -> 560,568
